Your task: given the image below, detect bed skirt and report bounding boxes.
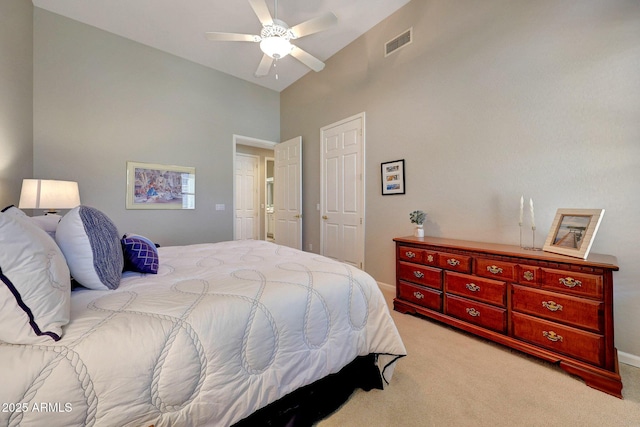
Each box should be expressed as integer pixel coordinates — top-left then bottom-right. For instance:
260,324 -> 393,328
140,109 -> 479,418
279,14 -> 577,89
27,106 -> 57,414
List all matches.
233,354 -> 383,427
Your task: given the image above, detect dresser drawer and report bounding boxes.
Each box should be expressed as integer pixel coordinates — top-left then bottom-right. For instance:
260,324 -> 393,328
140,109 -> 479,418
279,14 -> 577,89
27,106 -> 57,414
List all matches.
445,294 -> 506,333
512,285 -> 603,333
474,258 -> 517,281
540,268 -> 603,299
436,252 -> 471,273
398,281 -> 442,311
398,261 -> 442,289
398,246 -> 424,263
516,265 -> 540,285
512,312 -> 604,366
445,271 -> 506,307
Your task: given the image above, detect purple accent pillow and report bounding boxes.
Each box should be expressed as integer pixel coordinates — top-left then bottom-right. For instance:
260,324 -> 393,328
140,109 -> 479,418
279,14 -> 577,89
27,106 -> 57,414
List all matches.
122,234 -> 159,274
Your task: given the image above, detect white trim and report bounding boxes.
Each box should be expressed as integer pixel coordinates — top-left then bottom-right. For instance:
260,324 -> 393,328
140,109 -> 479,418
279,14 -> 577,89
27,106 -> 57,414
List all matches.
233,134 -> 278,150
377,281 -> 395,292
619,351 -> 640,368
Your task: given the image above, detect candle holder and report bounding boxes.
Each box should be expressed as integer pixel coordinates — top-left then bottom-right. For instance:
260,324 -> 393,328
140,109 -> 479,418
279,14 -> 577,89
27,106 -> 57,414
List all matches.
519,222 -> 523,249
523,226 -> 542,251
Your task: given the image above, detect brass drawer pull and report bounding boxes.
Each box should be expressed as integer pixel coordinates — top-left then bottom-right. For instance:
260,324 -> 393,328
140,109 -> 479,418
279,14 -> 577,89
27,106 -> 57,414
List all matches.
427,254 -> 434,262
487,265 -> 503,275
405,251 -> 416,258
465,283 -> 481,292
413,291 -> 424,300
542,301 -> 563,312
559,277 -> 582,288
413,271 -> 424,279
466,307 -> 480,317
447,258 -> 460,266
543,331 -> 563,342
523,271 -> 534,281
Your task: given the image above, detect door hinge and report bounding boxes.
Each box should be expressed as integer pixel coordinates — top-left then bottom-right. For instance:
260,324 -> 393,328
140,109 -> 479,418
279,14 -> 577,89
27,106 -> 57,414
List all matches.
360,218 -> 362,224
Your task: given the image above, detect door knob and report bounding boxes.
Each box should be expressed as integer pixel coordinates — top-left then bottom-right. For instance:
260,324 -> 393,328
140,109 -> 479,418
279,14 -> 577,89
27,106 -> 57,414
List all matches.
322,215 -> 328,220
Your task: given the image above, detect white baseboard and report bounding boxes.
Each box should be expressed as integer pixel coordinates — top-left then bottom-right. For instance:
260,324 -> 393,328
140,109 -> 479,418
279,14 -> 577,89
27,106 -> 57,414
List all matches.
619,351 -> 640,369
376,280 -> 640,369
377,281 -> 395,292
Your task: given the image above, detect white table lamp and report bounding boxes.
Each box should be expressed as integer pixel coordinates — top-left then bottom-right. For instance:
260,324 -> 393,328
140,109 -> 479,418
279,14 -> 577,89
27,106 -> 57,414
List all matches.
18,179 -> 81,214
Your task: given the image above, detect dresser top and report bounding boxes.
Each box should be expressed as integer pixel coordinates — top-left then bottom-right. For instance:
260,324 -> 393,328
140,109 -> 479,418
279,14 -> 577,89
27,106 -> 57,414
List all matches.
394,236 -> 618,270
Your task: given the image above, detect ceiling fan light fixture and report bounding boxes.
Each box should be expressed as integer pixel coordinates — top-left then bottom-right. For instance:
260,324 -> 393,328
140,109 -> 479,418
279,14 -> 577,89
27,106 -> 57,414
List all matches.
260,36 -> 293,59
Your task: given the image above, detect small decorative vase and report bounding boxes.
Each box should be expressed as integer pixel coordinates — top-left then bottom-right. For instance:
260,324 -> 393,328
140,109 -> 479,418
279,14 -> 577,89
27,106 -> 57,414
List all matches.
414,224 -> 424,238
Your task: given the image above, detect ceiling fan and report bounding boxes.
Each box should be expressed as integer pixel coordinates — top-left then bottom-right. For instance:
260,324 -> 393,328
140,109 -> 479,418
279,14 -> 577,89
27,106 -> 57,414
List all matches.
205,0 -> 337,78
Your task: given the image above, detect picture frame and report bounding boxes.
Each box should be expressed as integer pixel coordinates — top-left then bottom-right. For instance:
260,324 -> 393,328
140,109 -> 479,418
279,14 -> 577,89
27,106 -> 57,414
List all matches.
381,159 -> 405,195
126,161 -> 195,210
542,208 -> 605,259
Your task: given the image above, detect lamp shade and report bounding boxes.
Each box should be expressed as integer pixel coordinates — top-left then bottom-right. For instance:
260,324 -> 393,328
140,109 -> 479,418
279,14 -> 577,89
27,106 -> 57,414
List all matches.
18,179 -> 81,212
260,36 -> 293,59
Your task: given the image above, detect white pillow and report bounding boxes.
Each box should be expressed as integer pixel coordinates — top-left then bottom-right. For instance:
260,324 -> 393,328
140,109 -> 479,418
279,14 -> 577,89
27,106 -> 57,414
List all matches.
1,204 -> 27,219
55,206 -> 123,290
30,214 -> 62,239
0,212 -> 71,344
2,205 -> 60,238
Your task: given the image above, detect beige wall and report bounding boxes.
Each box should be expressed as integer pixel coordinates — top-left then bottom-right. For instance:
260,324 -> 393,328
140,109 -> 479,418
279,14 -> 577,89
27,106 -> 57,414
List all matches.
33,8 -> 280,246
0,0 -> 33,207
281,0 -> 640,361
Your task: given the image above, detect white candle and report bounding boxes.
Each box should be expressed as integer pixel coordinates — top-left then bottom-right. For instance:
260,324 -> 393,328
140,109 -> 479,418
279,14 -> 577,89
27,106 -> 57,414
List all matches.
529,198 -> 535,229
519,195 -> 524,225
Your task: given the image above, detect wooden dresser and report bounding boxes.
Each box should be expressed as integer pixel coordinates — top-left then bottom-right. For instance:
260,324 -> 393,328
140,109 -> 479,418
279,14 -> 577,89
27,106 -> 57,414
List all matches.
393,236 -> 622,398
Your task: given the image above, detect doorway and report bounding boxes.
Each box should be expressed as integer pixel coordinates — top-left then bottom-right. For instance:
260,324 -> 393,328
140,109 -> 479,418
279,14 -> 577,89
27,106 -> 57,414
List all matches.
233,134 -> 303,249
233,135 -> 277,241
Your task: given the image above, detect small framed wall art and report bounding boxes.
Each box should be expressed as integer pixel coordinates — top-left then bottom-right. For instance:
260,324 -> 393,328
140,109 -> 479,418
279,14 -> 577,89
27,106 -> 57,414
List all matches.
542,208 -> 604,259
381,159 -> 405,195
126,161 -> 195,210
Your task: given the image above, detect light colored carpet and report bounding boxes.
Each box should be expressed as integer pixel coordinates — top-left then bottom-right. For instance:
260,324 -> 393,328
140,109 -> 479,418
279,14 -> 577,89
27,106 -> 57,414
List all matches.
319,285 -> 640,427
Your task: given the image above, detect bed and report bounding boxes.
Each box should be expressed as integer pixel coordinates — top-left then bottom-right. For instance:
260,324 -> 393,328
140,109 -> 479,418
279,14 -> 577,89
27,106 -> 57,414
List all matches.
0,205 -> 406,427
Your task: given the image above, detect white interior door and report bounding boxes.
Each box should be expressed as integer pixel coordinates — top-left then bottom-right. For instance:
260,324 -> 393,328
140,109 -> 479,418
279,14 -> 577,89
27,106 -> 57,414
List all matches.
274,137 -> 302,250
321,114 -> 365,268
235,153 -> 259,240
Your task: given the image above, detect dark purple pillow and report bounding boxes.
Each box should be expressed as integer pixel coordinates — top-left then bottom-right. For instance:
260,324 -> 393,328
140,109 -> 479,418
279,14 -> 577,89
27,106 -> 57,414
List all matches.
121,234 -> 158,274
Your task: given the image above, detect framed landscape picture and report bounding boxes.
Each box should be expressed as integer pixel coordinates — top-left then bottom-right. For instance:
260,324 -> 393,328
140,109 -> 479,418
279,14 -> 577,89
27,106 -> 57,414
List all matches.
126,161 -> 195,210
381,159 -> 405,195
543,208 -> 604,259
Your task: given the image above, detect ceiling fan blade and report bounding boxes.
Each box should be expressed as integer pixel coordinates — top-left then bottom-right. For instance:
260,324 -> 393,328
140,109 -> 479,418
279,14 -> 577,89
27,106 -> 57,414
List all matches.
248,0 -> 273,26
255,54 -> 274,77
205,32 -> 260,42
290,45 -> 325,72
290,12 -> 337,38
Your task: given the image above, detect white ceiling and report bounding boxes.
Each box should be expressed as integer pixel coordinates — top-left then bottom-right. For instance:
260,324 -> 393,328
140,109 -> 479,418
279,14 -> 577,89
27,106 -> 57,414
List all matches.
32,0 -> 411,92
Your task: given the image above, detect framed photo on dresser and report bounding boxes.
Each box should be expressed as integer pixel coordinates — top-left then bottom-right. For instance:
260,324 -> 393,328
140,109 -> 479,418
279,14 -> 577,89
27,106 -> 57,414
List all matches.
543,208 -> 604,259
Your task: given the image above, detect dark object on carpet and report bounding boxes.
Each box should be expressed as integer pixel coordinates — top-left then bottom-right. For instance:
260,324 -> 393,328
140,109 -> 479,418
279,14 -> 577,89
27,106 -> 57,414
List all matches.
232,354 -> 383,427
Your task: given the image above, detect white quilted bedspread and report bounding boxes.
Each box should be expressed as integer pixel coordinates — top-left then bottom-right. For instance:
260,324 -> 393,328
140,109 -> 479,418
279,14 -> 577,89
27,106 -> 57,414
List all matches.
0,240 -> 406,427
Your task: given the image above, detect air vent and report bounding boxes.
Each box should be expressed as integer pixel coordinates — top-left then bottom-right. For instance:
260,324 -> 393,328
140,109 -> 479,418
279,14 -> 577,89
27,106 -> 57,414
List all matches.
385,28 -> 412,57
